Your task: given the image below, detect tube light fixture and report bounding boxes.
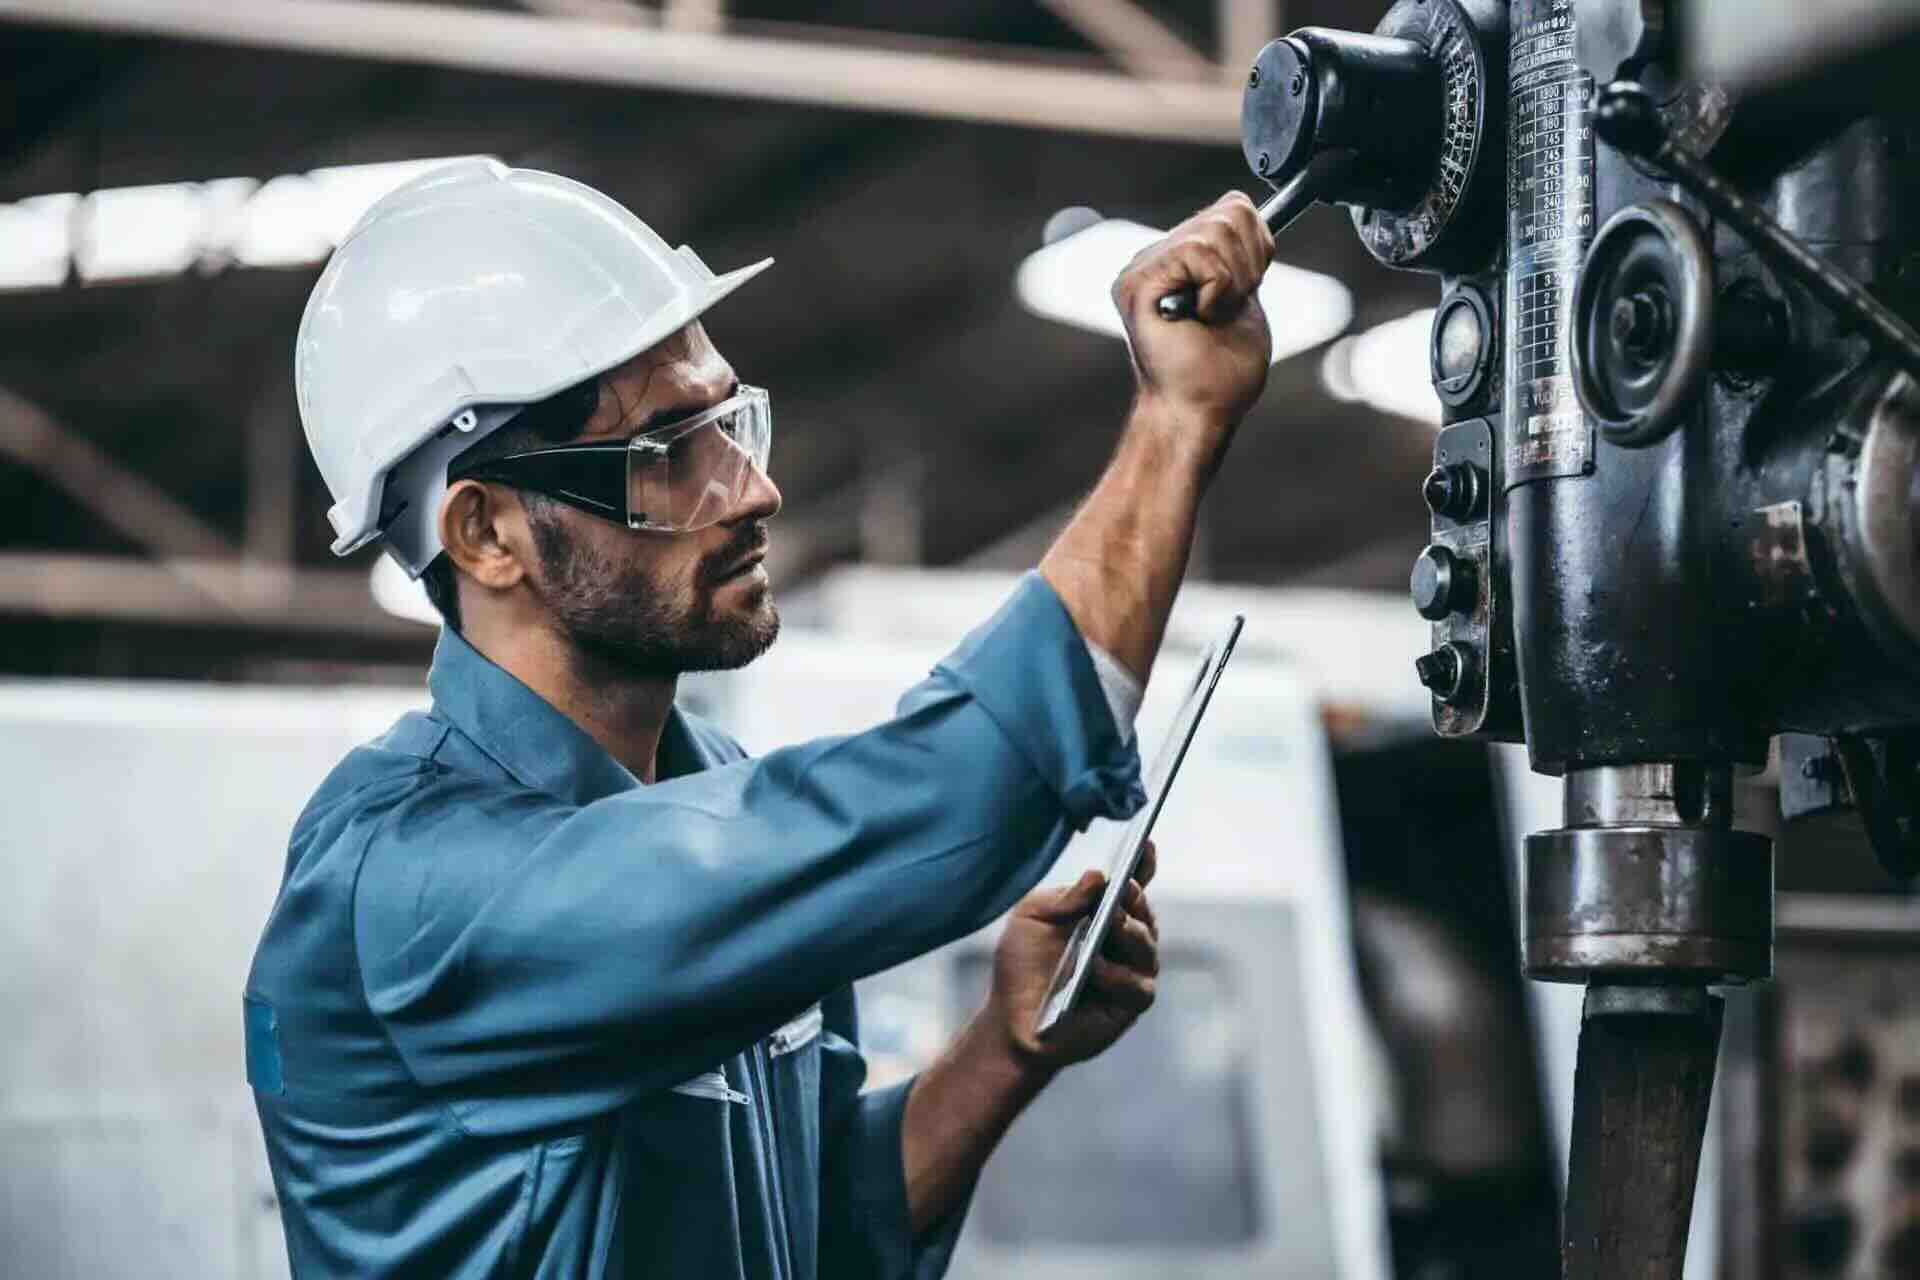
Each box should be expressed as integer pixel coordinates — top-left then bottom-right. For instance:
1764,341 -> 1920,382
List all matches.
1319,308 -> 1442,426
1014,216 -> 1354,365
1,157 -> 490,290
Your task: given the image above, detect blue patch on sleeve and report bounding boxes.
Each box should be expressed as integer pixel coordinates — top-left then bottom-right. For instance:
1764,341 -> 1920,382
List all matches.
244,995 -> 285,1095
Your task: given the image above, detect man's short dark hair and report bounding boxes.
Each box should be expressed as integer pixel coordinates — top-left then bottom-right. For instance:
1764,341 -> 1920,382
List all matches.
418,377 -> 602,630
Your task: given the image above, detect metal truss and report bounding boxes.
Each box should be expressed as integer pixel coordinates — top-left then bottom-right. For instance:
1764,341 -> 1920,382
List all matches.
0,0 -> 1254,144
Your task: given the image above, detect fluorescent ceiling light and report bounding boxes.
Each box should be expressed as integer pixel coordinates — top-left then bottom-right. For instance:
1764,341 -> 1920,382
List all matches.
229,174 -> 334,268
307,158 -> 462,244
74,184 -> 202,283
1320,308 -> 1442,426
1015,217 -> 1353,365
0,157 -> 489,289
0,194 -> 79,291
368,554 -> 440,628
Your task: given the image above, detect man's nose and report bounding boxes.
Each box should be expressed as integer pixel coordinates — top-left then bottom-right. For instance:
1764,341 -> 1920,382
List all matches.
730,462 -> 782,523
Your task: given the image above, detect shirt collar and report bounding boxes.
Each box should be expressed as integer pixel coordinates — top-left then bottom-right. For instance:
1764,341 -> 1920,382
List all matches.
426,625 -> 709,805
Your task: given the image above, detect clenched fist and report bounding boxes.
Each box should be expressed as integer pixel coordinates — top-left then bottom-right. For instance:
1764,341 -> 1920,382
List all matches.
1112,192 -> 1276,442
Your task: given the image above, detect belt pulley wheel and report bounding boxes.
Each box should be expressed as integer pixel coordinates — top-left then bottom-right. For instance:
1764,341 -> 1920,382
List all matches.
1571,200 -> 1715,448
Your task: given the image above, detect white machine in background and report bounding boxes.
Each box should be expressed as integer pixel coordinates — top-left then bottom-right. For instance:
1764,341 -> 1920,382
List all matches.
0,681 -> 420,1280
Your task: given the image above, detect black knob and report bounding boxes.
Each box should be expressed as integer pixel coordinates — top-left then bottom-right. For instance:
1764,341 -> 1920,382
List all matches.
1414,642 -> 1474,704
1888,1217 -> 1920,1276
1423,462 -> 1485,520
1804,1121 -> 1857,1177
1411,545 -> 1476,620
1898,1074 -> 1920,1120
1241,29 -> 1442,215
1790,1202 -> 1856,1273
1830,1035 -> 1876,1090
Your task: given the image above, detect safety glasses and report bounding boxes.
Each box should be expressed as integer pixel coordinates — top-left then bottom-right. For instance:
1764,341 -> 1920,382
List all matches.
450,385 -> 772,534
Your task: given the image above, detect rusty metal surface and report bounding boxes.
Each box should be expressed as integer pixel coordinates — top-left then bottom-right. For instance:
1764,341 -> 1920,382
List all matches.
1562,991 -> 1725,1280
1524,824 -> 1775,983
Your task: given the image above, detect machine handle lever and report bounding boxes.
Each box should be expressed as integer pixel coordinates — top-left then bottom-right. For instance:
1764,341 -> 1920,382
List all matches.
1595,81 -> 1920,383
1155,149 -> 1359,322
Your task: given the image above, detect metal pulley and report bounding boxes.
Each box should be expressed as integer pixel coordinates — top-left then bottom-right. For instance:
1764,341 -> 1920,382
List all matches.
1570,200 -> 1716,448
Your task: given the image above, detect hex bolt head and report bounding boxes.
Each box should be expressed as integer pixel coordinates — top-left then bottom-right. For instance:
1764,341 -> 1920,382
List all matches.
1289,70 -> 1306,96
1248,65 -> 1260,89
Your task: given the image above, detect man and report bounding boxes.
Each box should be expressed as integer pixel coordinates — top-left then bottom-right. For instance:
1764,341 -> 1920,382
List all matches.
247,159 -> 1276,1278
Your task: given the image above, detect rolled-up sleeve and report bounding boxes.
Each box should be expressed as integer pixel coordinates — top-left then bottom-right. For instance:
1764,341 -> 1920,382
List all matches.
352,572 -> 1144,1133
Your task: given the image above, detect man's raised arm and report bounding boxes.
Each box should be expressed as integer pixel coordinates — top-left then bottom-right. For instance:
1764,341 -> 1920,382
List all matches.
1041,191 -> 1277,682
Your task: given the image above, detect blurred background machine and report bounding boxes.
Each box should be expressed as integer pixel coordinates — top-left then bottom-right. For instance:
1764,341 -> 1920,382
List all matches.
1220,0 -> 1920,1273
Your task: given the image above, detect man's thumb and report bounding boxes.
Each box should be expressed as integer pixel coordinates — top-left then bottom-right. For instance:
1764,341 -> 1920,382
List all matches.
1030,869 -> 1106,923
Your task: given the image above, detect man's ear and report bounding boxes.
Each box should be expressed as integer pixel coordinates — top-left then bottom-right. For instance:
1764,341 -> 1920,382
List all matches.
439,480 -> 532,596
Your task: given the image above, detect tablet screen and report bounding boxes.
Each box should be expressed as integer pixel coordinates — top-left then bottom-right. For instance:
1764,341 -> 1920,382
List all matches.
1034,615 -> 1244,1037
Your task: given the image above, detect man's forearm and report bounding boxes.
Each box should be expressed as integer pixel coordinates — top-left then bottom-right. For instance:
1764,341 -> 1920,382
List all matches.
1039,397 -> 1219,683
899,1010 -> 1052,1236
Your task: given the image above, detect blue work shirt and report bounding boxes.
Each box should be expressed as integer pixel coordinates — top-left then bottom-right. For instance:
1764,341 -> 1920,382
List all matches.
245,574 -> 1144,1278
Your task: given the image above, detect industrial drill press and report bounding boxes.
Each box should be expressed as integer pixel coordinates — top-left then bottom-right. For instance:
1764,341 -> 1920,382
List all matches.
1230,1 -> 1920,1272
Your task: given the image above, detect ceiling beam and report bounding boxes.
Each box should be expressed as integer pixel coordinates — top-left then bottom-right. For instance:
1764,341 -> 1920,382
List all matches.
519,0 -> 652,25
0,0 -> 1240,144
1219,0 -> 1281,82
661,0 -> 722,35
1037,0 -> 1218,81
0,551 -> 422,636
0,385 -> 236,560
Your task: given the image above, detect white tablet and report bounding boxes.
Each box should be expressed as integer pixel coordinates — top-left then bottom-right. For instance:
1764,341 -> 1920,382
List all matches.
1034,615 -> 1245,1038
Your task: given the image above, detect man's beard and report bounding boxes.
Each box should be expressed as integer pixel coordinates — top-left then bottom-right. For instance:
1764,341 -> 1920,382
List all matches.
528,507 -> 779,680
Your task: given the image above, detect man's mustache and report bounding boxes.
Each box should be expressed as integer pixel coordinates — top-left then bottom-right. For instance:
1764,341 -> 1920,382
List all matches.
700,523 -> 770,587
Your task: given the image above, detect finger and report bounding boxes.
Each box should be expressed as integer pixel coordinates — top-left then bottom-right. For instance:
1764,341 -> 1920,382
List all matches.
1026,869 -> 1106,923
1100,912 -> 1159,975
1087,956 -> 1156,1013
1199,208 -> 1260,292
1133,839 -> 1158,889
1123,881 -> 1159,940
1219,190 -> 1275,274
1169,238 -> 1242,322
1117,213 -> 1250,324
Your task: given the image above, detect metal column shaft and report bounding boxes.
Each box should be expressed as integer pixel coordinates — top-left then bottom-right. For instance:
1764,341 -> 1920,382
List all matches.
1562,988 -> 1724,1280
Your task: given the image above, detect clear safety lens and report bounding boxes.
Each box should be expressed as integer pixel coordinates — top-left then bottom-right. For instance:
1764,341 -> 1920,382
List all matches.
625,386 -> 772,532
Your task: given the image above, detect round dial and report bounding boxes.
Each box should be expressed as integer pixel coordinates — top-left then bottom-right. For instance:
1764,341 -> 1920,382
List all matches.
1353,0 -> 1505,271
1237,0 -> 1507,275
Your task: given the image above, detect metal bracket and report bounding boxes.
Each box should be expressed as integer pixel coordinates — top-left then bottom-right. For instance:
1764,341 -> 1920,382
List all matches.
1833,733 -> 1920,882
1423,415 -> 1521,739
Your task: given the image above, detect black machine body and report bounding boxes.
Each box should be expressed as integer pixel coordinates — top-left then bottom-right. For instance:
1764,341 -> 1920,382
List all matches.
1227,0 -> 1920,1274
1239,0 -> 1919,877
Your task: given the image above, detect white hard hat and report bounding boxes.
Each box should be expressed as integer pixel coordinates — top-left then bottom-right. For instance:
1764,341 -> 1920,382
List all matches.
295,157 -> 772,575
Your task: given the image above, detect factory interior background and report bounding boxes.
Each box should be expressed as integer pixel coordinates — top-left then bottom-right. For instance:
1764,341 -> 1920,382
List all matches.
2,3 -> 1916,1278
